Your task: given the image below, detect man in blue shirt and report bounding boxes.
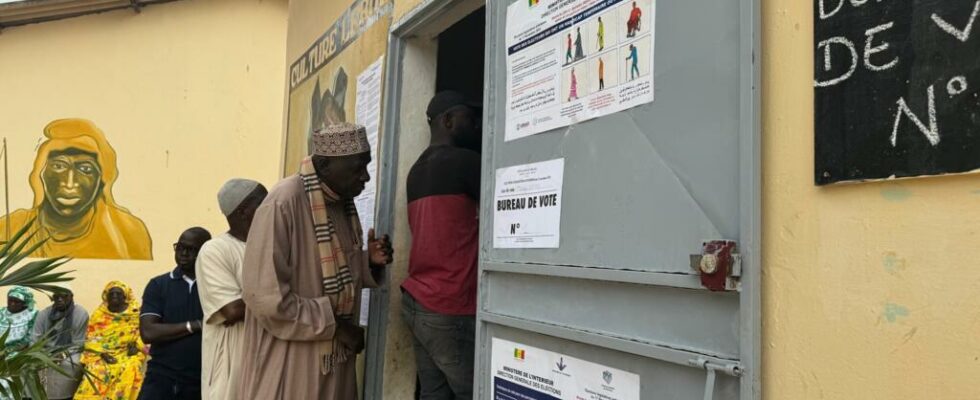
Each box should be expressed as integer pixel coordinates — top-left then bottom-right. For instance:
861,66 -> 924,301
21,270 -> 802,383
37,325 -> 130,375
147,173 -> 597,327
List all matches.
138,227 -> 211,400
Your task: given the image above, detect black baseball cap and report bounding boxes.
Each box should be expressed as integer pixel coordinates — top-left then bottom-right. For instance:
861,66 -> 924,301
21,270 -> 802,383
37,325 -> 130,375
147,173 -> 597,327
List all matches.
426,91 -> 482,123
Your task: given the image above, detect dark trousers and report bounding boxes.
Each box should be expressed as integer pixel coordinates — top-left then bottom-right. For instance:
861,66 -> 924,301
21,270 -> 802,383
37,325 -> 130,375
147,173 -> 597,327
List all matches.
402,292 -> 475,400
137,372 -> 200,400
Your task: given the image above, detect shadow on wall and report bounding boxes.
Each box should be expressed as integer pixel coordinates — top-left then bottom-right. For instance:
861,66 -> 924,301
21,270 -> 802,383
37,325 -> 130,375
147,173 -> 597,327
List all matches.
0,119 -> 152,260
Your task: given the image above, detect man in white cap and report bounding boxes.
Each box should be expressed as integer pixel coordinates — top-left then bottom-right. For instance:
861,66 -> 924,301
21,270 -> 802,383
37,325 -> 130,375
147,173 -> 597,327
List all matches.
239,122 -> 393,399
196,179 -> 267,400
32,282 -> 89,400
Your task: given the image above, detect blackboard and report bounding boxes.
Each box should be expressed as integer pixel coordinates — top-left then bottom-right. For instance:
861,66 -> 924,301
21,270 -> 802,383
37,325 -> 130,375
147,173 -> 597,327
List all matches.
814,0 -> 980,185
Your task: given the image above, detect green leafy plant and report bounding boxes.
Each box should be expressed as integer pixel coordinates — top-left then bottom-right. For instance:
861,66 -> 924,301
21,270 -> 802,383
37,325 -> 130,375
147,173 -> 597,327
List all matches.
0,220 -> 74,400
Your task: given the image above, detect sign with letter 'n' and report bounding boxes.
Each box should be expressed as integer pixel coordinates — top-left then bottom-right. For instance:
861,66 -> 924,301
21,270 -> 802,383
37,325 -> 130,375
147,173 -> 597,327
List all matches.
493,159 -> 564,248
814,0 -> 980,185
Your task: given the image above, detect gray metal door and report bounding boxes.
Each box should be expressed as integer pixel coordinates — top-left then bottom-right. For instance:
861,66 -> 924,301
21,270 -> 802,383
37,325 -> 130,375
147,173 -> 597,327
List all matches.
475,0 -> 760,399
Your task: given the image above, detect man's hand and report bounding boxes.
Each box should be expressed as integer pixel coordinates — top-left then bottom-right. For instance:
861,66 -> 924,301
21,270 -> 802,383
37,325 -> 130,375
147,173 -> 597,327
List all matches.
334,319 -> 365,355
127,342 -> 140,356
218,299 -> 247,326
101,353 -> 118,364
368,229 -> 393,267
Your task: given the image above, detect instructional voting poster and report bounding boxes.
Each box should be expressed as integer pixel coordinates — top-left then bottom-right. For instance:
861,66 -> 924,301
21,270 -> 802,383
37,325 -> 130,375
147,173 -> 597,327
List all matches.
491,338 -> 640,400
505,0 -> 656,141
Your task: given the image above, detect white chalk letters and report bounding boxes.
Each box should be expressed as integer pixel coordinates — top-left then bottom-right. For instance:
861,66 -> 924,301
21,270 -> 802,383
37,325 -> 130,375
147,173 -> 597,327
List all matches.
818,1 -> 980,148
931,0 -> 980,42
814,22 -> 898,87
815,37 -> 858,87
864,22 -> 899,71
891,85 -> 940,147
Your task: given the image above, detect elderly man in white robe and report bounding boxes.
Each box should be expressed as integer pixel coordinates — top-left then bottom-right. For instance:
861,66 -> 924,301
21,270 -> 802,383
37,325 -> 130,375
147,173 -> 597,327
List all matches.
196,179 -> 267,400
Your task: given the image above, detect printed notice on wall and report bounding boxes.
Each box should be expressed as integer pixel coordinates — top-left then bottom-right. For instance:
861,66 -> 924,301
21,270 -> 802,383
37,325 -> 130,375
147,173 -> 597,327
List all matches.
493,159 -> 564,248
353,56 -> 384,247
491,338 -> 640,400
354,56 -> 383,327
505,0 -> 655,141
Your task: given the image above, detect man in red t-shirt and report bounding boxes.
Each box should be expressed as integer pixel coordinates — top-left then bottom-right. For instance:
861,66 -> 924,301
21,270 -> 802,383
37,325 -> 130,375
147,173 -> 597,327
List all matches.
402,91 -> 482,399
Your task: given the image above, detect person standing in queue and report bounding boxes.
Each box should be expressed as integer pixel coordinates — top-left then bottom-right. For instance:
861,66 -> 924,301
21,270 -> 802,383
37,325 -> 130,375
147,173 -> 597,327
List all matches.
137,227 -> 210,400
238,123 -> 393,399
197,179 -> 267,400
403,91 -> 483,399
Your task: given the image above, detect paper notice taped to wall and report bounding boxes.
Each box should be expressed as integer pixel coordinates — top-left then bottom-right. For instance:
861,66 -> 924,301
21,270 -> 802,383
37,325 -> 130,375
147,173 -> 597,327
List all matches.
493,159 -> 564,248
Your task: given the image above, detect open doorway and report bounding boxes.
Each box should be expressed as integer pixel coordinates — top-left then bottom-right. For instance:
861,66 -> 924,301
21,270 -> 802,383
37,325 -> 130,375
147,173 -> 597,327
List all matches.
418,13 -> 487,397
367,1 -> 486,399
436,7 -> 486,104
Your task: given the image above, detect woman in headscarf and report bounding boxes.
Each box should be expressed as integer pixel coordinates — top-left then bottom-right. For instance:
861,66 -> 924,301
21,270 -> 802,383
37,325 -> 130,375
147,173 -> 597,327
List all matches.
0,118 -> 152,260
0,286 -> 37,350
75,281 -> 146,400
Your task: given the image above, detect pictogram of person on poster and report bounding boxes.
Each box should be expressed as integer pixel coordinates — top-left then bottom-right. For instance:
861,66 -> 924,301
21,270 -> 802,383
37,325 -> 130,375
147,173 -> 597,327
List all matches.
626,44 -> 640,80
627,1 -> 643,37
568,68 -> 579,101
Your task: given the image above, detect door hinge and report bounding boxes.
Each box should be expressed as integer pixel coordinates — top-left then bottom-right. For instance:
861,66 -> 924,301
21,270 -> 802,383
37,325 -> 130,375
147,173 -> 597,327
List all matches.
690,240 -> 740,291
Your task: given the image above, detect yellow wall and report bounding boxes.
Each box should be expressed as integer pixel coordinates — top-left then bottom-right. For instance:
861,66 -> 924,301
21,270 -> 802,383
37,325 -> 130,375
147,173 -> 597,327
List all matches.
393,0 -> 428,23
0,0 -> 288,310
279,0 -> 980,398
762,1 -> 980,399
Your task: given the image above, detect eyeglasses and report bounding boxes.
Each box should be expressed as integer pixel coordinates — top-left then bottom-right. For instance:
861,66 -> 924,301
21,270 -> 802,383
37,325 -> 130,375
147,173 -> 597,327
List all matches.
173,243 -> 201,254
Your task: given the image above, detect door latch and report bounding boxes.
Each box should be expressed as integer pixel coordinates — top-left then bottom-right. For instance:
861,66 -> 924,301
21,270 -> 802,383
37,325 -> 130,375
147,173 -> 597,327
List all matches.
690,240 -> 740,291
688,357 -> 743,400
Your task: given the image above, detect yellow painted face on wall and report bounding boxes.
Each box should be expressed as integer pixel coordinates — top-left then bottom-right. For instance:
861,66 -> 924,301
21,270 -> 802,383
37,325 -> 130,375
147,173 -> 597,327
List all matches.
0,118 -> 153,260
41,150 -> 103,220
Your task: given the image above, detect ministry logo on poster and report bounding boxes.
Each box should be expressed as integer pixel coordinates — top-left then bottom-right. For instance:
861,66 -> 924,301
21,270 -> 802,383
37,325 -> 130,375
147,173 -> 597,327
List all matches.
602,370 -> 613,384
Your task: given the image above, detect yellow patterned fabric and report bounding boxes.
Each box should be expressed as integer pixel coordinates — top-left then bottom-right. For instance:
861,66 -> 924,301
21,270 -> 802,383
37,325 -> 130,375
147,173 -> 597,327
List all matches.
75,281 -> 145,400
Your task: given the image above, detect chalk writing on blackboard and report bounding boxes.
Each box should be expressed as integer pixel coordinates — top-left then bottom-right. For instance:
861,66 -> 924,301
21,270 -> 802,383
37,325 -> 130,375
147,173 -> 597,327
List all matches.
814,0 -> 980,185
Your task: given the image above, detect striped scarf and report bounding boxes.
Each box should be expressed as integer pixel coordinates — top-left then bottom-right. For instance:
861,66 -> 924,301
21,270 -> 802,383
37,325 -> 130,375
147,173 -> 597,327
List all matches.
299,156 -> 361,374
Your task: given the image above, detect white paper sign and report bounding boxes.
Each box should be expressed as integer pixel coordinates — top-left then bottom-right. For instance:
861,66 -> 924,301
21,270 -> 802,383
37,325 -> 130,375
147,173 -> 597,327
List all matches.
354,56 -> 384,248
505,0 -> 656,141
358,289 -> 371,327
491,338 -> 640,400
493,159 -> 564,248
354,56 -> 384,327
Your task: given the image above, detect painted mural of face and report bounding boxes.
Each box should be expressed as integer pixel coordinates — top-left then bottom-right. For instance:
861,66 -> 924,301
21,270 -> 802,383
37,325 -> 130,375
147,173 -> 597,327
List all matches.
40,149 -> 102,220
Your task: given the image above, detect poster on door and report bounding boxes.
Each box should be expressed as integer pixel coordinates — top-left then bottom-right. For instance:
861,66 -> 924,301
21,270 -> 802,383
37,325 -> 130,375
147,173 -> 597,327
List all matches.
491,338 -> 640,400
505,0 -> 655,141
493,159 -> 564,249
